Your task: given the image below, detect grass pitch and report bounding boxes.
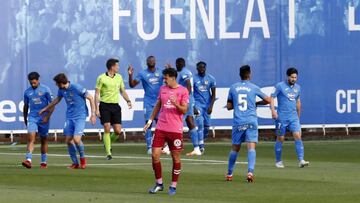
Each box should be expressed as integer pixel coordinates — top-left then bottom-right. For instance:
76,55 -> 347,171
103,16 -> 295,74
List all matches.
0,140 -> 359,203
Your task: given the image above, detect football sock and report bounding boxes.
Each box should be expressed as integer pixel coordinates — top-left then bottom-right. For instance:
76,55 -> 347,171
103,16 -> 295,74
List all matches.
295,139 -> 304,161
67,143 -> 78,165
275,140 -> 283,162
103,132 -> 111,156
40,153 -> 47,163
76,141 -> 85,158
248,149 -> 256,174
227,150 -> 238,175
190,128 -> 199,148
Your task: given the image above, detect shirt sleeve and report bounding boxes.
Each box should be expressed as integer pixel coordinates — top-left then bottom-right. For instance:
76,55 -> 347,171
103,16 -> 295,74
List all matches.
181,88 -> 190,105
271,83 -> 281,98
95,76 -> 103,89
76,85 -> 88,98
211,77 -> 217,88
45,87 -> 54,104
119,75 -> 125,92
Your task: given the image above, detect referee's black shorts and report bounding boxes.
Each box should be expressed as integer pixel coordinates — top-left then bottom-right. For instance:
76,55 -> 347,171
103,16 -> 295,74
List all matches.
99,102 -> 122,125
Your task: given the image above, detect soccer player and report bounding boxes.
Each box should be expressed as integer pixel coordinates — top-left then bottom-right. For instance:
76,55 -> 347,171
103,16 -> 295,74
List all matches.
226,65 -> 271,182
144,68 -> 189,195
22,72 -> 54,169
169,58 -> 201,156
270,67 -> 309,168
39,73 -> 96,169
128,56 -> 163,154
193,61 -> 216,154
95,58 -> 132,160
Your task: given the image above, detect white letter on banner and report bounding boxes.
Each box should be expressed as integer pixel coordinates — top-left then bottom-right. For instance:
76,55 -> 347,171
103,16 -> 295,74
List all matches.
190,0 -> 215,39
137,0 -> 160,40
219,0 -> 240,39
336,90 -> 346,113
164,0 -> 186,40
0,100 -> 16,122
113,0 -> 131,40
347,90 -> 356,113
289,0 -> 295,38
243,0 -> 270,38
349,5 -> 360,31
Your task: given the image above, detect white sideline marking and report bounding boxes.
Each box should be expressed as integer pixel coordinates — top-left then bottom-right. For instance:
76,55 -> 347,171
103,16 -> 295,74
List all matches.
0,152 -> 247,164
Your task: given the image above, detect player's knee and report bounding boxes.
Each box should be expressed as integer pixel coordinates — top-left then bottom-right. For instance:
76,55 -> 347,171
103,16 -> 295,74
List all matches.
293,132 -> 302,140
276,136 -> 285,142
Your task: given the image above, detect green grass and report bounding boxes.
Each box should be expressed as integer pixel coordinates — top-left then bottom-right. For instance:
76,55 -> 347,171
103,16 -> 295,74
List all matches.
0,140 -> 360,203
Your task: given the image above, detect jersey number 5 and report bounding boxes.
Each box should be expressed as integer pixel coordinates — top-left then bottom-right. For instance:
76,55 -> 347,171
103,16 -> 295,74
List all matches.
238,94 -> 248,111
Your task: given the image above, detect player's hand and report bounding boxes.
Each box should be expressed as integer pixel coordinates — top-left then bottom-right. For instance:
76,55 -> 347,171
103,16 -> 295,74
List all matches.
164,63 -> 172,69
144,120 -> 152,131
127,101 -> 132,109
90,115 -> 96,125
95,109 -> 101,118
207,106 -> 213,114
271,110 -> 278,120
128,65 -> 134,75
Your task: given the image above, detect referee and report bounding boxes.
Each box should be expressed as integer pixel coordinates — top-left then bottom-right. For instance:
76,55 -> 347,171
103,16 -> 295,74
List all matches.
95,58 -> 132,160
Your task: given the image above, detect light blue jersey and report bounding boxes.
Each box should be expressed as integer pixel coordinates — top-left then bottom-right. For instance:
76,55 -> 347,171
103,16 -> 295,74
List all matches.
57,83 -> 88,119
177,67 -> 194,116
271,81 -> 301,121
193,73 -> 216,108
134,68 -> 163,119
228,81 -> 266,126
24,84 -> 53,119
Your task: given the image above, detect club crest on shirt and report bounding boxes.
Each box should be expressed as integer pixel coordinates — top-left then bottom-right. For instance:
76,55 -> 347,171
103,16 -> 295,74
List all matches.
204,80 -> 209,85
38,91 -> 44,96
155,72 -> 160,77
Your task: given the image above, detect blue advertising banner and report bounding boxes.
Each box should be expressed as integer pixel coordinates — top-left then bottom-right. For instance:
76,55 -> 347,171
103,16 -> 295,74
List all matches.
0,0 -> 359,131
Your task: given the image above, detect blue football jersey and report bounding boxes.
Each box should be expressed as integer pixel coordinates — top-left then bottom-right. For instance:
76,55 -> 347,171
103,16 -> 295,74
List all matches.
24,84 -> 53,118
57,83 -> 88,119
177,67 -> 194,103
271,81 -> 301,120
193,73 -> 216,106
227,81 -> 266,126
134,68 -> 163,106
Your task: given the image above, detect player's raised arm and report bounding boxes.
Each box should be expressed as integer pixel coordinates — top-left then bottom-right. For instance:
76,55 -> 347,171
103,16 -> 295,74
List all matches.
128,65 -> 140,88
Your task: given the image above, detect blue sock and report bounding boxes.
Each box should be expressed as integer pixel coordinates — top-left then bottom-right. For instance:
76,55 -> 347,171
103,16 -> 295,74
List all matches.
248,149 -> 256,174
227,150 -> 238,175
25,152 -> 32,161
189,128 -> 199,148
274,141 -> 283,162
204,126 -> 210,139
76,141 -> 85,159
195,116 -> 204,148
145,129 -> 153,150
67,144 -> 78,164
41,153 -> 47,163
295,139 -> 304,161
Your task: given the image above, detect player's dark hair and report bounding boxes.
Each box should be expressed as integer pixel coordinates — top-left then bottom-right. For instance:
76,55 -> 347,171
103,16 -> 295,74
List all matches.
196,61 -> 207,68
163,68 -> 178,79
53,73 -> 68,84
28,72 -> 40,80
147,55 -> 155,60
286,67 -> 298,76
176,57 -> 186,67
239,65 -> 251,80
106,58 -> 119,70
